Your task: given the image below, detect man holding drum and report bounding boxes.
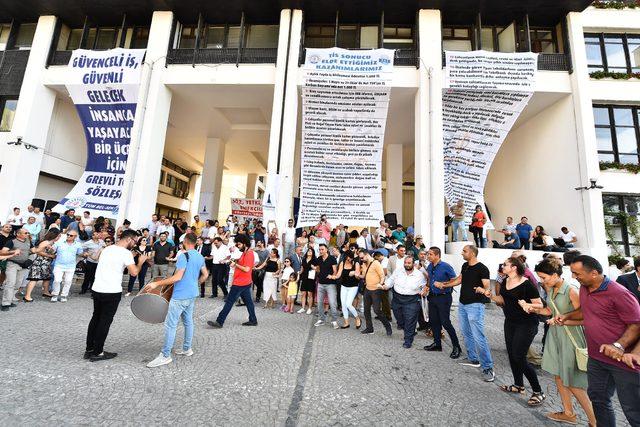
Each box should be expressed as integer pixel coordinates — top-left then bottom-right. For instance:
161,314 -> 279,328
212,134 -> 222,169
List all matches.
147,233 -> 208,368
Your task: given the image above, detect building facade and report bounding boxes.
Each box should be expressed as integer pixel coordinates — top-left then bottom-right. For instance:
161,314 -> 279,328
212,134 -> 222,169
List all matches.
0,0 -> 638,264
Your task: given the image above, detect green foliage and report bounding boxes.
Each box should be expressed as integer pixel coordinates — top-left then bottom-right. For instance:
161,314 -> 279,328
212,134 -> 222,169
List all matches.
600,162 -> 640,174
589,70 -> 640,80
592,0 -> 640,9
604,209 -> 640,259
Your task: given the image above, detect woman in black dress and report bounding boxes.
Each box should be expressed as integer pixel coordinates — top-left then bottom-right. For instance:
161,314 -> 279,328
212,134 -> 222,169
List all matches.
299,247 -> 317,315
126,237 -> 152,295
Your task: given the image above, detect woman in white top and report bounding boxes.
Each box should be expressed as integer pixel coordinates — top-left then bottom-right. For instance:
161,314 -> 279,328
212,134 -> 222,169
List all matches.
279,258 -> 295,311
256,248 -> 281,309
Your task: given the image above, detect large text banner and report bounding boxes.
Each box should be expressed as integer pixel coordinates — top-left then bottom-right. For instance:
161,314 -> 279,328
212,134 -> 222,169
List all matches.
297,47 -> 394,227
443,51 -> 537,229
231,198 -> 264,222
54,48 -> 146,217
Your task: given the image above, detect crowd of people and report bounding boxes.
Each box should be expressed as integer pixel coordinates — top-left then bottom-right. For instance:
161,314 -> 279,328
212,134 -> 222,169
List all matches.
1,206 -> 639,426
448,200 -> 579,252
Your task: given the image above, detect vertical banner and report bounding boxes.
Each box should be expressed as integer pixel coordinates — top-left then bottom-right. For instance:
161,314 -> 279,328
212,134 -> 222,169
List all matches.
442,51 -> 537,229
54,48 -> 146,217
297,47 -> 394,227
231,198 -> 264,222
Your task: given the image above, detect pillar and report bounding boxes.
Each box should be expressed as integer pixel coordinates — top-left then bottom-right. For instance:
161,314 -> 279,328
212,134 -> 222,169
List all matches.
415,10 -> 444,248
566,12 -> 608,261
245,173 -> 258,199
385,144 -> 404,224
265,9 -> 302,230
0,16 -> 57,218
119,11 -> 174,227
188,172 -> 202,221
198,138 -> 225,222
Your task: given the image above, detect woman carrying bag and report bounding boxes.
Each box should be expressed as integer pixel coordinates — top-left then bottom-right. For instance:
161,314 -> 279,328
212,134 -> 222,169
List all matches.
520,257 -> 595,426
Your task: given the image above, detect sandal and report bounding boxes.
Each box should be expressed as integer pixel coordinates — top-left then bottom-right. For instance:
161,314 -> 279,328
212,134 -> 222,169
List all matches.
527,392 -> 546,407
500,384 -> 525,394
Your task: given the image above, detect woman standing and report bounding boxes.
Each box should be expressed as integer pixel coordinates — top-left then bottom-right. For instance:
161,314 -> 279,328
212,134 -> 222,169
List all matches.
520,257 -> 595,425
24,229 -> 61,301
298,248 -> 317,314
279,258 -> 295,311
257,248 -> 281,308
296,230 -> 309,250
334,251 -> 361,329
478,256 -> 546,406
469,205 -> 487,248
126,237 -> 152,296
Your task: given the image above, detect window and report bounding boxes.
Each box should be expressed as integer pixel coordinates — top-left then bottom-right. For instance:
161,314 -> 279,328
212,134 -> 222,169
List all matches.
604,194 -> 640,256
245,25 -> 278,48
130,27 -> 149,49
383,26 -> 413,49
305,25 -> 336,48
94,27 -> 117,50
585,33 -> 640,74
594,105 -> 640,164
14,23 -> 36,49
0,98 -> 18,132
530,28 -> 558,53
65,29 -> 83,50
179,26 -> 198,49
337,25 -> 358,48
0,24 -> 11,50
203,25 -> 225,48
443,27 -> 472,51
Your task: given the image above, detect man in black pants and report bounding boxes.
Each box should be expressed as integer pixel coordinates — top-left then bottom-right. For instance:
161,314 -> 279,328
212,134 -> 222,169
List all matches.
80,231 -> 105,293
210,237 -> 230,298
85,229 -> 147,362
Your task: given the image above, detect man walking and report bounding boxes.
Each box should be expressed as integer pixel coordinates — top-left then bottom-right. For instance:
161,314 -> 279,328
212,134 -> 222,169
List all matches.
0,228 -> 31,311
360,249 -> 392,336
383,255 -> 426,348
50,230 -> 84,302
558,255 -> 640,427
424,246 -> 462,358
210,237 -> 230,298
147,233 -> 208,367
207,234 -> 258,328
314,244 -> 339,329
152,232 -> 173,278
85,230 -> 147,361
441,245 -> 494,381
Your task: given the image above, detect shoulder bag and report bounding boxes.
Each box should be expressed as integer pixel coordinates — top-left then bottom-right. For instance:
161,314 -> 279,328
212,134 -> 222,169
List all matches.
549,296 -> 588,372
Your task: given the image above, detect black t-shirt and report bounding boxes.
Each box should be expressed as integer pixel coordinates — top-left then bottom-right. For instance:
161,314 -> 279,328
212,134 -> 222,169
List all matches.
500,279 -> 540,324
317,255 -> 337,284
153,241 -> 174,265
460,262 -> 490,305
0,233 -> 11,249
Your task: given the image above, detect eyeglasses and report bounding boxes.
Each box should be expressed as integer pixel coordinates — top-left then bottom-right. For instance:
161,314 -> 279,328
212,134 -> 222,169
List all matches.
67,233 -> 77,237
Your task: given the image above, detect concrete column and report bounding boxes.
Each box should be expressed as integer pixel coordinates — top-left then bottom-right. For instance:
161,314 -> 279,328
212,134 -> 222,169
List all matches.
245,173 -> 258,198
198,138 -> 225,222
119,11 -> 174,227
415,10 -> 444,249
566,12 -> 608,262
385,144 -> 404,223
266,9 -> 302,230
0,16 -> 58,218
188,172 -> 202,221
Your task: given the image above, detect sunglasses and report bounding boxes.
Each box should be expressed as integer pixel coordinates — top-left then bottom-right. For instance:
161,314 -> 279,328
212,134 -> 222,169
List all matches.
67,233 -> 77,237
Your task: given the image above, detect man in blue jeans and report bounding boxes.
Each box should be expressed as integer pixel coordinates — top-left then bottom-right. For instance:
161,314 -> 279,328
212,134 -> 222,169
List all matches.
441,245 -> 495,381
147,233 -> 208,368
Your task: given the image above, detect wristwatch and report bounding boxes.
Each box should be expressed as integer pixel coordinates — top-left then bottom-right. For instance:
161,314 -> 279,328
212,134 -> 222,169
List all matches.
612,342 -> 625,352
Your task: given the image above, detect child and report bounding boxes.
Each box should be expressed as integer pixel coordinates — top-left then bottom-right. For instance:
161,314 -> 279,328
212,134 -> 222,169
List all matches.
279,258 -> 295,312
285,272 -> 298,314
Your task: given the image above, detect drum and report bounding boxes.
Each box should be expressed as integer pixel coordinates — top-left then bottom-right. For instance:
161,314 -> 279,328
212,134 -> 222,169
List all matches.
130,279 -> 174,324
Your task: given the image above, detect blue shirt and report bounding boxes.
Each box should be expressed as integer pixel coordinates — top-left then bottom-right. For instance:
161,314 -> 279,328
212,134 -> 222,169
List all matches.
53,240 -> 83,269
172,249 -> 205,300
427,260 -> 457,295
516,223 -> 533,240
507,232 -> 521,247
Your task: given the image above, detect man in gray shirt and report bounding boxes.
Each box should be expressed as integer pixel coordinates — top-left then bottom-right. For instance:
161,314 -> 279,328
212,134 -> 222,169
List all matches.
1,228 -> 32,310
252,240 -> 269,302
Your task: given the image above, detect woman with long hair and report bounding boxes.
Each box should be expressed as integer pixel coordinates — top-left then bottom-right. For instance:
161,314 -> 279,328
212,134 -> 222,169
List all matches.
125,236 -> 152,296
257,248 -> 281,308
520,257 -> 595,425
334,251 -> 361,329
296,229 -> 309,249
478,256 -> 546,407
469,205 -> 487,248
297,247 -> 317,314
24,229 -> 61,301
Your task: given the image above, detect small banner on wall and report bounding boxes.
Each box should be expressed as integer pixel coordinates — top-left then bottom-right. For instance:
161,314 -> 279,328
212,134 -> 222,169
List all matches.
231,198 -> 263,222
442,51 -> 537,230
53,48 -> 146,217
297,47 -> 394,227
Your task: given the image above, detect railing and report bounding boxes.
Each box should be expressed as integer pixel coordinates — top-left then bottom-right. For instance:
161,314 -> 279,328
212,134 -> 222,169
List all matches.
442,51 -> 572,72
165,47 -> 278,65
48,50 -> 73,66
298,47 -> 419,67
0,50 -> 30,96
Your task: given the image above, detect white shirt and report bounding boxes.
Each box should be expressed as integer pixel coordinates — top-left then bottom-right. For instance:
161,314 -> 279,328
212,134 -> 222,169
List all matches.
211,244 -> 231,264
502,223 -> 517,234
81,215 -> 93,227
157,224 -> 174,241
32,212 -> 45,225
560,231 -> 577,243
281,266 -> 295,284
7,214 -> 22,226
357,234 -> 372,250
385,267 -> 428,295
283,227 -> 296,244
92,245 -> 135,293
267,244 -> 285,260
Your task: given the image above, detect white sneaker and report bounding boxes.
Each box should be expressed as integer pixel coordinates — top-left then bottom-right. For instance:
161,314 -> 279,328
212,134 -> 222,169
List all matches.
147,353 -> 173,368
306,308 -> 312,315
60,297 -> 68,303
297,308 -> 306,314
331,321 -> 339,329
314,320 -> 325,327
175,348 -> 194,356
50,296 -> 58,302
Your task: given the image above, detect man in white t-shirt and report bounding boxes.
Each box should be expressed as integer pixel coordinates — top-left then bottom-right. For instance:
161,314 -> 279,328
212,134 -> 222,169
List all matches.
282,219 -> 296,258
85,229 -> 147,362
558,226 -> 577,248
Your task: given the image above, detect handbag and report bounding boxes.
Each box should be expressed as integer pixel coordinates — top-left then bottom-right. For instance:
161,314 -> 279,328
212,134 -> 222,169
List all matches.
549,297 -> 588,372
16,259 -> 33,269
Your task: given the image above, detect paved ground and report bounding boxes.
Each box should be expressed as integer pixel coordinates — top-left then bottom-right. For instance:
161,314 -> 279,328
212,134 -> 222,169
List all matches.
0,281 -> 629,426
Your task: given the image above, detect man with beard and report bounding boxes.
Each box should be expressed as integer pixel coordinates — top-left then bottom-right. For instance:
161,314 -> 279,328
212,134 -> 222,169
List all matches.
84,230 -> 148,361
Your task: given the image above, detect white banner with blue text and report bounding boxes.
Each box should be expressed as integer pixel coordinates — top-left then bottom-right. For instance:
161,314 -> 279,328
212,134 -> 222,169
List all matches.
54,48 -> 146,218
297,47 -> 394,227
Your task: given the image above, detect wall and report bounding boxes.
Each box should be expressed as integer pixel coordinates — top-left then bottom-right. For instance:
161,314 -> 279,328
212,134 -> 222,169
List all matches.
34,174 -> 74,201
484,94 -> 588,244
217,173 -> 248,221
